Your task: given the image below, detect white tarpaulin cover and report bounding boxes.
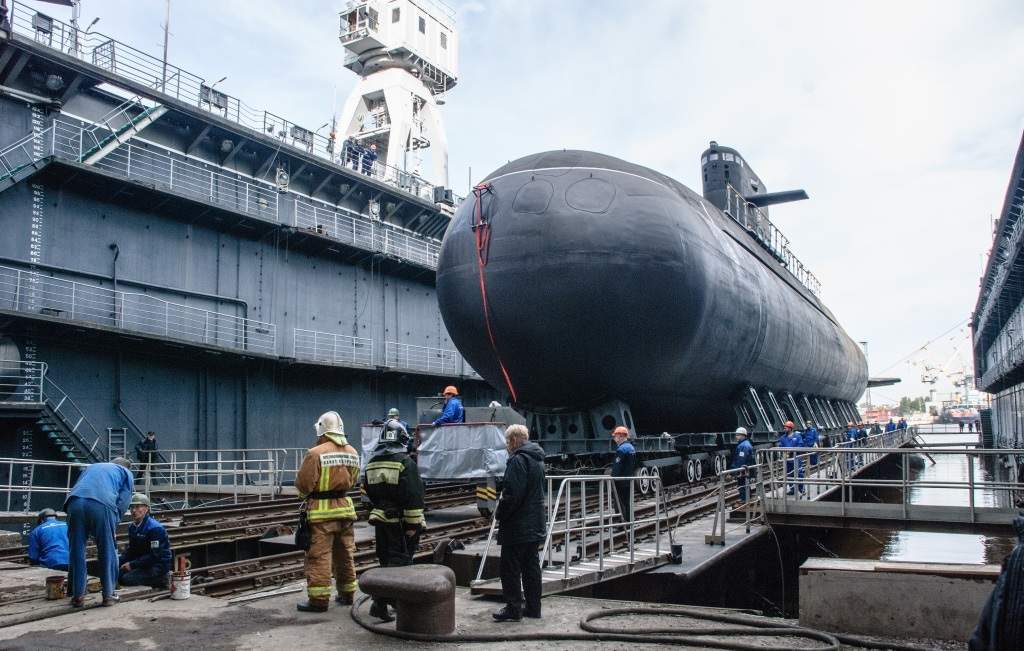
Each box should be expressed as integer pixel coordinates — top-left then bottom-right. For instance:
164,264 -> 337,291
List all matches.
361,423 -> 507,480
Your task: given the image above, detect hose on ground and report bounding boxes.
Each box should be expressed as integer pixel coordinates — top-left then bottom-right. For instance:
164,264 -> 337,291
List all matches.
350,594 -> 842,650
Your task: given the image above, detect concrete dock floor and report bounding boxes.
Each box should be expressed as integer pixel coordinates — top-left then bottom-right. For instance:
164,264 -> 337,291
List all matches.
0,566 -> 967,651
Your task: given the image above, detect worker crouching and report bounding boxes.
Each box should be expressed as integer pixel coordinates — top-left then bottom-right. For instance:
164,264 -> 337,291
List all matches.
295,411 -> 361,612
118,493 -> 172,589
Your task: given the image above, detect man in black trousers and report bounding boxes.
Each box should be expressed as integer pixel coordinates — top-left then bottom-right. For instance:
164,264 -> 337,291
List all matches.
493,424 -> 546,622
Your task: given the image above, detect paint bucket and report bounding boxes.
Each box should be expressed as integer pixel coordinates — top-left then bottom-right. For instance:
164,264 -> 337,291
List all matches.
169,572 -> 191,600
670,543 -> 683,564
45,575 -> 66,600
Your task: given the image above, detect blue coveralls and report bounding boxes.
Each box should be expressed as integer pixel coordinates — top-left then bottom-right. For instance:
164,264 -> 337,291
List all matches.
28,518 -> 69,571
118,514 -> 172,588
885,421 -> 897,446
779,432 -> 804,494
610,440 -> 637,524
64,463 -> 134,599
846,427 -> 858,470
802,426 -> 820,466
433,396 -> 464,426
731,438 -> 756,501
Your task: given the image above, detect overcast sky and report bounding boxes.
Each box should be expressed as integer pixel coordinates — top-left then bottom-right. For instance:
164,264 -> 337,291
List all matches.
21,0 -> 1024,407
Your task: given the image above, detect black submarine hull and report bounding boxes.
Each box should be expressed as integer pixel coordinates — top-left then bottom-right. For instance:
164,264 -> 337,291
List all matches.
436,151 -> 866,435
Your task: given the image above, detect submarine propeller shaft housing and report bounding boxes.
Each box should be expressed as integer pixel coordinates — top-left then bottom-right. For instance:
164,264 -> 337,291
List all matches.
436,150 -> 867,435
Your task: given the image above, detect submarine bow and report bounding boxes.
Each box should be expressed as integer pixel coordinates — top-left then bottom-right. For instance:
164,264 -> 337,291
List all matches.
436,150 -> 866,434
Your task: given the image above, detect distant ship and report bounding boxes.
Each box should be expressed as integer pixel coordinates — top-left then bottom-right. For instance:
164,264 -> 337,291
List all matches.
941,401 -> 981,424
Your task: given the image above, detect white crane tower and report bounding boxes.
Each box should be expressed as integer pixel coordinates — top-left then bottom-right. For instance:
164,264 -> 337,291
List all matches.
337,0 -> 457,190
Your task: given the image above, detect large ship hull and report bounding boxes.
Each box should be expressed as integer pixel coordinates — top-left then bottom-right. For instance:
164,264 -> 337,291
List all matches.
437,151 -> 867,434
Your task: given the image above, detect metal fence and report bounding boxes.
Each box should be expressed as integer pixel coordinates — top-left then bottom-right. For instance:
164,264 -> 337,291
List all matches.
0,264 -> 276,354
52,119 -> 280,220
0,360 -> 45,403
293,200 -> 441,269
384,341 -> 456,374
138,448 -> 307,503
293,329 -> 373,365
0,457 -> 88,513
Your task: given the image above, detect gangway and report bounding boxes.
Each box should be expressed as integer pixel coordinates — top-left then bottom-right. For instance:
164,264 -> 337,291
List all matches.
470,474 -> 672,597
760,442 -> 1022,535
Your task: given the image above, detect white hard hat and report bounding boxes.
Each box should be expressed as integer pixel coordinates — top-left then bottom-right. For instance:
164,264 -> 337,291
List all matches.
735,427 -> 748,436
315,411 -> 344,438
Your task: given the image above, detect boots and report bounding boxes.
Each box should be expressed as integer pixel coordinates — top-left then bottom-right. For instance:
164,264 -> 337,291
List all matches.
334,591 -> 354,606
368,600 -> 395,622
296,599 -> 329,613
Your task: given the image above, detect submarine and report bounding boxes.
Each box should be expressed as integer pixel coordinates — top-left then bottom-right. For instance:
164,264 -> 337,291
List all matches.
436,144 -> 867,461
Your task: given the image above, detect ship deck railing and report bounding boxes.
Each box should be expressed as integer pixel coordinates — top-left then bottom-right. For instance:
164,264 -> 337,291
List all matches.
8,2 -> 463,205
44,118 -> 444,271
722,184 -> 820,297
137,447 -> 308,503
0,263 -> 277,355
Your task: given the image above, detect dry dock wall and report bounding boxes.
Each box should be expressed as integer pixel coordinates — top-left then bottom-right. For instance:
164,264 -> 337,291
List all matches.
799,558 -> 999,642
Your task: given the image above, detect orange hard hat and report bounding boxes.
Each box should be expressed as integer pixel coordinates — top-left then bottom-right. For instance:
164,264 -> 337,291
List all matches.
784,421 -> 794,429
443,385 -> 458,396
612,426 -> 629,437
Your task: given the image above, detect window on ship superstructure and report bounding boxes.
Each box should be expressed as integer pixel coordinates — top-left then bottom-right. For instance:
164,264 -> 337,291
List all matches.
441,31 -> 447,48
392,7 -> 400,22
419,16 -> 426,33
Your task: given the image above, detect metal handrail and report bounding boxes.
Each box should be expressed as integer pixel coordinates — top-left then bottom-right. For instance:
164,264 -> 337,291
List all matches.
9,2 -> 464,205
138,452 -> 286,504
0,264 -> 276,355
722,184 -> 820,297
0,457 -> 90,513
42,375 -> 106,459
0,360 -> 46,403
384,341 -> 456,374
293,329 -> 373,365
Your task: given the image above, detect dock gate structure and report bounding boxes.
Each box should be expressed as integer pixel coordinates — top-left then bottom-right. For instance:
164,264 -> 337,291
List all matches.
0,2 -> 496,484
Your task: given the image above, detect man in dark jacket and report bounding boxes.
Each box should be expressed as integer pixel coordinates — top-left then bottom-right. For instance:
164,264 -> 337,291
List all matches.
493,424 -> 546,622
969,513 -> 1024,650
118,493 -> 172,588
134,431 -> 158,479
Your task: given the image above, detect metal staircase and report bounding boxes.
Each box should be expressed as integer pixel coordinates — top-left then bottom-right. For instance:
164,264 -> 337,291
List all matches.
39,376 -> 106,464
79,97 -> 167,165
0,128 -> 52,193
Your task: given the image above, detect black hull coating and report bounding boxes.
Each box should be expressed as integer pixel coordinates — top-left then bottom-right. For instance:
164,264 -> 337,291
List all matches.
436,151 -> 867,433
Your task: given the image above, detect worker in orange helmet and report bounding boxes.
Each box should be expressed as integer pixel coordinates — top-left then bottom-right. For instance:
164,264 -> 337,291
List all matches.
433,385 -> 464,426
778,420 -> 804,496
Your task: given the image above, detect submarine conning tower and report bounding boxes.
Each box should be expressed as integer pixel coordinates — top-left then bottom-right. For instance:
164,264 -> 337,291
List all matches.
701,141 -> 767,214
701,141 -> 809,218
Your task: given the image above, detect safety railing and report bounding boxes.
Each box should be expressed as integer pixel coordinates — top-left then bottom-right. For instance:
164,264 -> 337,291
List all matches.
52,119 -> 280,220
722,184 -> 820,297
0,264 -> 276,355
293,329 -> 373,365
293,200 -> 441,269
9,2 -> 463,206
384,341 -> 456,374
0,360 -> 46,404
705,464 -> 765,545
0,126 -> 51,184
540,474 -> 665,578
760,445 -> 1024,527
137,448 -> 306,503
0,457 -> 89,513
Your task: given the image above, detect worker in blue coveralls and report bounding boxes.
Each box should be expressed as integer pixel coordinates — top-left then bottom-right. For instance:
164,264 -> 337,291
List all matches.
730,427 -> 756,502
801,420 -> 820,468
28,508 -> 69,571
778,421 -> 804,496
845,422 -> 859,471
610,426 -> 637,525
65,457 -> 133,607
118,493 -> 172,589
884,418 -> 897,446
433,385 -> 464,426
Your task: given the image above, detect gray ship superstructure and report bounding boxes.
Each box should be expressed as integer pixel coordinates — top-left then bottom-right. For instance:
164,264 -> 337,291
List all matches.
0,3 -> 493,467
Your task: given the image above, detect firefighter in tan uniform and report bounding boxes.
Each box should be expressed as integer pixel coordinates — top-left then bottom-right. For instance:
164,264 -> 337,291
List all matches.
294,411 -> 360,612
